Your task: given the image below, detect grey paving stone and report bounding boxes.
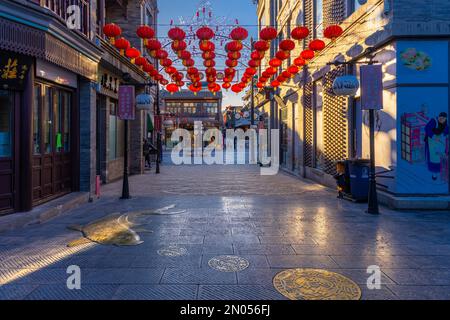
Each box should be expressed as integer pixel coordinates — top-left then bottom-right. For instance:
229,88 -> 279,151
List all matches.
161,267 -> 237,285
132,255 -> 202,268
0,284 -> 38,300
387,285 -> 450,300
198,285 -> 286,300
266,255 -> 339,269
83,268 -> 165,284
112,284 -> 198,300
382,268 -> 450,285
24,284 -> 119,300
234,244 -> 295,255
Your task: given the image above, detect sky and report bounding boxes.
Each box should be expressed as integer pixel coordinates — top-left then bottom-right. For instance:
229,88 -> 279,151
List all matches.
157,0 -> 259,108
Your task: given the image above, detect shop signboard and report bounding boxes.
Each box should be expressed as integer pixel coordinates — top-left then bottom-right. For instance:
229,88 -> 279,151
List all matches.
0,50 -> 32,90
360,65 -> 383,110
118,85 -> 135,120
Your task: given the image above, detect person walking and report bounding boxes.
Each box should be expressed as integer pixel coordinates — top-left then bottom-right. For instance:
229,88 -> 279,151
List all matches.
143,138 -> 151,169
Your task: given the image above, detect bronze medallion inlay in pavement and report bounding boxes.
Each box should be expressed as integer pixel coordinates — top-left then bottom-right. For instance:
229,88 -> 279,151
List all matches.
273,268 -> 362,300
157,246 -> 188,257
208,255 -> 249,272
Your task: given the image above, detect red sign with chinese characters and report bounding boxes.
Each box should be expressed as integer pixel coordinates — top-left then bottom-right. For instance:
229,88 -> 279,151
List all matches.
118,85 -> 136,120
360,65 -> 383,110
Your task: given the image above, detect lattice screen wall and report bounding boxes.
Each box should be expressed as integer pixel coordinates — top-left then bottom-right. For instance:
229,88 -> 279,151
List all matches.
323,0 -> 346,27
303,83 -> 314,168
322,66 -> 349,175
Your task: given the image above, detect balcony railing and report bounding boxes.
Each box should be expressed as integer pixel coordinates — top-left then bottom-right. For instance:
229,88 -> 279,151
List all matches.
37,0 -> 91,37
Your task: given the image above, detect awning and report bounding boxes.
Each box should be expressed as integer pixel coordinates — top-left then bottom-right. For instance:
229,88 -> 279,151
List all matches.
147,113 -> 154,132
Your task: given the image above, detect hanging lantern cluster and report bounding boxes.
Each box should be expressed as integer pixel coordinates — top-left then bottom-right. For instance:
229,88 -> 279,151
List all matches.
221,26 -> 248,92
103,23 -> 122,45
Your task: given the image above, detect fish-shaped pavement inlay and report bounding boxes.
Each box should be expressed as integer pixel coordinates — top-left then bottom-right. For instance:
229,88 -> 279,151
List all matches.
67,204 -> 185,247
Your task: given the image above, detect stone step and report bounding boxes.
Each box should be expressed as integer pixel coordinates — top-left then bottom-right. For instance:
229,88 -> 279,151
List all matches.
0,192 -> 89,233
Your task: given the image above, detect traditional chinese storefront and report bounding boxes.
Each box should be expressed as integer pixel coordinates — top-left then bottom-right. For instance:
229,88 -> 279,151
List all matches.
0,0 -> 101,215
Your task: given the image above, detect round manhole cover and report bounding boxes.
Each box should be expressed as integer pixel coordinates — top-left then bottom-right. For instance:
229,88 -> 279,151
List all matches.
208,255 -> 249,272
157,246 -> 188,257
273,268 -> 361,300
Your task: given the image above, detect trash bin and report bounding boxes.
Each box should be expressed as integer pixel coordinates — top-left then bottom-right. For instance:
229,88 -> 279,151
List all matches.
345,159 -> 370,202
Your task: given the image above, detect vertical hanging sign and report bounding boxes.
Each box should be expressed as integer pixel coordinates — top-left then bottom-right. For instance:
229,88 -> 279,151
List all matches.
360,65 -> 383,110
118,85 -> 136,120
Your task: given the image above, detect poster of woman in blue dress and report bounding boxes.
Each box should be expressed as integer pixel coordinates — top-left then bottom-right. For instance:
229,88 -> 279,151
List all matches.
424,112 -> 449,180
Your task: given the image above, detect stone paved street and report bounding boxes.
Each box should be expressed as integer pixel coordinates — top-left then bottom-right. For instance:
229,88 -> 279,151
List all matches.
1,163 -> 450,300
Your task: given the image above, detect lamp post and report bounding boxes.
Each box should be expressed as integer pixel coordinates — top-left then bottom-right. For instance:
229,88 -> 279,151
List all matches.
120,72 -> 159,199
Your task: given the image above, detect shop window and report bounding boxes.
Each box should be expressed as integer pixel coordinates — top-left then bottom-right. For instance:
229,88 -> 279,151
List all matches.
33,85 -> 41,154
314,81 -> 324,169
0,90 -> 12,158
108,101 -> 124,160
43,87 -> 53,154
53,89 -> 62,153
63,92 -> 71,152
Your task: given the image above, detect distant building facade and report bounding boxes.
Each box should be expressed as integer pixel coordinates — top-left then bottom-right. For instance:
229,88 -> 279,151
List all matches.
160,89 -> 222,149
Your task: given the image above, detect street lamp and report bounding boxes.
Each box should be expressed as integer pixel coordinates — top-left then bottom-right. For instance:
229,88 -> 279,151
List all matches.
120,72 -> 159,199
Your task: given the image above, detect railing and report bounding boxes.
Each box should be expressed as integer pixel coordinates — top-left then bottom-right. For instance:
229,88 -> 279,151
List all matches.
37,0 -> 91,37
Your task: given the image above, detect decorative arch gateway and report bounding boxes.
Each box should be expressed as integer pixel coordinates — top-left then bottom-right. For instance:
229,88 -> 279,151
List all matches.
102,0 -> 344,96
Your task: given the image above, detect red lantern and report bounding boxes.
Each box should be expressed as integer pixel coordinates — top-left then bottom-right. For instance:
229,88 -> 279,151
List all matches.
222,82 -> 231,90
114,37 -> 130,55
271,80 -> 280,88
226,41 -> 243,52
171,40 -> 187,52
168,27 -> 186,44
262,71 -> 271,78
226,59 -> 238,68
279,39 -> 296,52
166,83 -> 179,94
155,49 -> 168,60
291,26 -> 309,41
165,66 -> 176,75
230,26 -> 248,41
203,51 -> 216,60
251,51 -> 264,60
135,56 -> 147,67
300,49 -> 315,60
204,59 -> 216,68
269,58 -> 282,68
149,69 -> 158,77
228,51 -> 241,60
125,47 -> 140,63
189,84 -> 202,95
276,51 -> 290,60
171,72 -> 183,82
248,60 -> 260,68
183,59 -> 195,67
254,40 -> 270,54
294,57 -> 306,67
146,39 -> 161,57
259,77 -> 268,83
324,25 -> 343,40
187,67 -> 199,75
199,40 -> 215,52
282,71 -> 292,79
155,74 -> 163,82
143,63 -> 154,73
205,68 -> 217,76
196,26 -> 215,42
257,82 -> 264,89
309,39 -> 326,51
160,58 -> 172,67
176,81 -> 185,87
136,25 -> 155,45
178,50 -> 191,60
288,65 -> 299,75
277,74 -> 286,82
260,27 -> 277,41
266,67 -> 278,75
245,68 -> 257,76
160,79 -> 169,86
103,23 -> 122,44
231,84 -> 242,93
225,68 -> 235,77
